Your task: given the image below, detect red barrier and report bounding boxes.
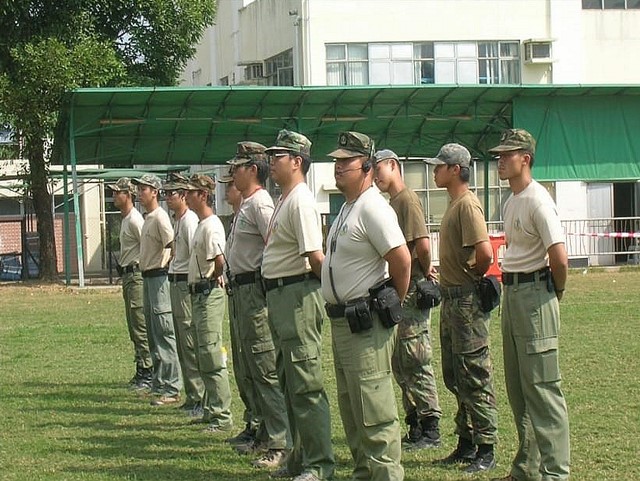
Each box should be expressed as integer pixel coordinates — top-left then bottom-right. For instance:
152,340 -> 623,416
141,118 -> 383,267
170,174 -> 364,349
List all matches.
487,233 -> 506,282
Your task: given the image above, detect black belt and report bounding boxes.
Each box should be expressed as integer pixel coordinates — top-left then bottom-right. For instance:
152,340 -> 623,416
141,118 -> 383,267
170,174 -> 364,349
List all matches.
263,273 -> 319,292
439,283 -> 477,299
168,273 -> 188,283
119,264 -> 139,275
233,271 -> 261,286
502,268 -> 549,286
141,268 -> 168,278
325,303 -> 346,319
189,279 -> 220,295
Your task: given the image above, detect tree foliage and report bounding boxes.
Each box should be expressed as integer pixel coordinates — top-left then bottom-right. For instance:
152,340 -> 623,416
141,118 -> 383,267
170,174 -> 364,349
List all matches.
0,0 -> 217,280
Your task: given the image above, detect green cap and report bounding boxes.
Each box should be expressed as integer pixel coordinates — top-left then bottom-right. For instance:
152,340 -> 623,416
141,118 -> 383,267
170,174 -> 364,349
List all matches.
265,129 -> 312,156
184,173 -> 216,193
107,177 -> 136,196
488,129 -> 536,154
227,141 -> 267,165
163,172 -> 190,190
423,143 -> 471,168
131,173 -> 162,190
327,131 -> 375,159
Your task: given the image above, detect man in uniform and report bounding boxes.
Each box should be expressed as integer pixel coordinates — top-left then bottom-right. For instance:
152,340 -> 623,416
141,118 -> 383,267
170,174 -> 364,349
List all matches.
107,177 -> 152,390
373,149 -> 443,450
164,173 -> 205,416
323,132 -> 410,481
424,144 -> 498,473
262,130 -> 335,481
184,173 -> 234,433
227,141 -> 289,468
489,129 -> 569,481
132,173 -> 182,406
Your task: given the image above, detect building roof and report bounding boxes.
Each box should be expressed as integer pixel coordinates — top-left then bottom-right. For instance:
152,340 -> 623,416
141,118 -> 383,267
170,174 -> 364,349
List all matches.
59,84 -> 640,175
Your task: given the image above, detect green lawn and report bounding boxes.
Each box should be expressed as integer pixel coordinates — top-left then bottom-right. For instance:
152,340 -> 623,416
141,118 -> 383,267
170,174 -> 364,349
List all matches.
1,269 -> 639,480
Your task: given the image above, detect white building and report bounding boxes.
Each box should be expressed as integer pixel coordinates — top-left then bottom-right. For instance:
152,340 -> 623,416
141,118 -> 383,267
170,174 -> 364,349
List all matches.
179,0 -> 640,265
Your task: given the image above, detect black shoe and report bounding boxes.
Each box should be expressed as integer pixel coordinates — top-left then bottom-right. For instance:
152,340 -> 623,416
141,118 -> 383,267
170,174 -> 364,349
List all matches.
225,425 -> 256,445
434,437 -> 476,465
464,450 -> 496,473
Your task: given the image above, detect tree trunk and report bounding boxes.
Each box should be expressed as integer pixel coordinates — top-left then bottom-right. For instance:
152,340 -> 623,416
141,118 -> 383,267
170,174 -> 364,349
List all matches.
26,136 -> 58,281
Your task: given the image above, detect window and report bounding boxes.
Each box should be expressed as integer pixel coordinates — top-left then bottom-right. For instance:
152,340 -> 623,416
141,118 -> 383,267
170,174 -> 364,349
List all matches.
219,76 -> 229,86
326,43 -> 368,85
264,49 -> 294,86
583,0 -> 640,8
326,41 -> 520,86
244,63 -> 264,81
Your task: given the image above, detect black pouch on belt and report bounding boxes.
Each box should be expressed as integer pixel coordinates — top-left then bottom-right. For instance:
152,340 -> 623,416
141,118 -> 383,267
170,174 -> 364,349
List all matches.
370,279 -> 403,328
344,298 -> 373,334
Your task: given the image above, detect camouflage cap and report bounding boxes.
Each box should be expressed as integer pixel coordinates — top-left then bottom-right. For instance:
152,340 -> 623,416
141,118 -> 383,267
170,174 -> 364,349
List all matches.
423,143 -> 471,168
373,149 -> 399,164
131,173 -> 162,190
107,177 -> 136,196
217,169 -> 234,184
488,129 -> 536,154
227,141 -> 268,166
163,172 -> 190,191
265,129 -> 312,156
328,131 -> 375,159
184,173 -> 216,193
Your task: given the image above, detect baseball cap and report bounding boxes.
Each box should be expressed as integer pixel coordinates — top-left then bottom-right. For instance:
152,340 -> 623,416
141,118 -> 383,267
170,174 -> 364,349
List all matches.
131,173 -> 162,190
184,173 -> 216,193
227,141 -> 267,166
327,131 -> 375,159
163,172 -> 190,191
265,129 -> 312,156
373,149 -> 399,164
217,170 -> 234,184
423,143 -> 471,168
488,129 -> 536,154
107,177 -> 136,195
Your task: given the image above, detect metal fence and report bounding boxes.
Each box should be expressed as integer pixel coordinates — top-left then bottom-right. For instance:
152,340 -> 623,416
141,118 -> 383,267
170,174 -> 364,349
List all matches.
424,216 -> 640,267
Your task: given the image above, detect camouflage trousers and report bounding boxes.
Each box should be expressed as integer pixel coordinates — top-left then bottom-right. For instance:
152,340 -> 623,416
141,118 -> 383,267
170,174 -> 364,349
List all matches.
439,289 -> 498,445
392,278 -> 442,422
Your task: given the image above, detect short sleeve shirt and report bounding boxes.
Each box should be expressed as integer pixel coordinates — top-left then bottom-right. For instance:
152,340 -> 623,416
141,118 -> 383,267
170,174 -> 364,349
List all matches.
390,187 -> 429,277
261,183 -> 323,279
502,180 -> 564,273
321,187 -> 406,304
438,190 -> 489,287
119,207 -> 144,268
227,189 -> 274,274
169,208 -> 198,274
139,206 -> 174,271
188,214 -> 226,284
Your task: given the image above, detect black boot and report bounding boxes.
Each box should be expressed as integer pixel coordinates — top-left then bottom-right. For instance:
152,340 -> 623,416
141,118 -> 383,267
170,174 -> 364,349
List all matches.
133,366 -> 152,390
464,443 -> 496,473
401,412 -> 423,449
128,365 -> 142,385
434,436 -> 476,465
418,416 -> 441,448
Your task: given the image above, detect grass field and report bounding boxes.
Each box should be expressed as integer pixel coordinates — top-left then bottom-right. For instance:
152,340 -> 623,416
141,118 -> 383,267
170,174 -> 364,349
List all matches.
1,268 -> 639,480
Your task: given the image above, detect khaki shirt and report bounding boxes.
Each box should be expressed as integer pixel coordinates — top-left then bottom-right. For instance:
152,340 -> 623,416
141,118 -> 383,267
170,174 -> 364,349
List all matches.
502,180 -> 564,273
226,189 -> 274,275
188,214 -> 226,285
119,207 -> 144,268
139,206 -> 174,271
389,187 -> 429,278
262,183 -> 322,279
438,190 -> 488,287
321,187 -> 406,304
169,208 -> 198,274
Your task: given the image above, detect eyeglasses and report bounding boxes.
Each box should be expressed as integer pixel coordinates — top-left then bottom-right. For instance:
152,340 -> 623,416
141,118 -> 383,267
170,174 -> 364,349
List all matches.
165,190 -> 179,197
270,151 -> 291,158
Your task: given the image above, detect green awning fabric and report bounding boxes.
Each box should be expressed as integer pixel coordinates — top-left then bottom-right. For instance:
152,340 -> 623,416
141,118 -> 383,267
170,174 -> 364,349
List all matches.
514,95 -> 640,181
60,85 -> 640,178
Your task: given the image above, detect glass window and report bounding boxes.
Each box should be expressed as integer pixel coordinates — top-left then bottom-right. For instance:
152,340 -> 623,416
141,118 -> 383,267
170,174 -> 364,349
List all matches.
349,43 -> 368,60
457,59 -> 478,83
326,43 -> 368,85
435,60 -> 456,83
326,44 -> 346,61
403,162 -> 427,189
391,43 -> 413,59
369,43 -> 390,59
265,49 -> 293,86
435,43 -> 455,58
628,0 -> 640,7
604,0 -> 625,7
582,0 -> 602,7
457,43 -> 477,58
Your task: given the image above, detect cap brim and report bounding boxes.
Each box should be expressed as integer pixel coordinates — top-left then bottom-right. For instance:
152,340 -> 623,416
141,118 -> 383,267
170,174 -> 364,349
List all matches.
227,157 -> 251,165
106,184 -> 119,191
131,178 -> 155,188
218,176 -> 233,184
163,182 -> 188,190
265,146 -> 295,154
327,148 -> 365,159
488,144 -> 521,154
423,157 -> 446,165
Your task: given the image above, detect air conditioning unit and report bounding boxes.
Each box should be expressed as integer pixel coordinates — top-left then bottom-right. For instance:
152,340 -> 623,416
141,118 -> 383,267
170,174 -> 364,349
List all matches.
523,39 -> 554,64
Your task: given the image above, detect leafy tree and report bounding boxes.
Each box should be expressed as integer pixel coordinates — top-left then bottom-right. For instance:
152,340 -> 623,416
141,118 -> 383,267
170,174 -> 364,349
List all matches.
0,0 -> 216,280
